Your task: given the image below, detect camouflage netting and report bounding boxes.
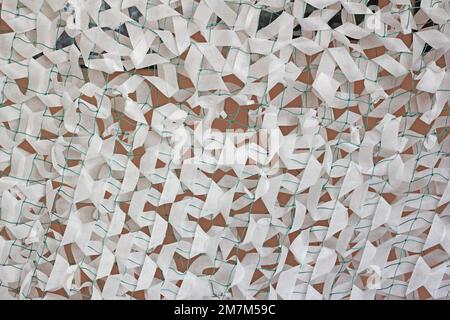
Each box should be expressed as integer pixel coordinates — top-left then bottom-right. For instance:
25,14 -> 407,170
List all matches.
0,0 -> 449,300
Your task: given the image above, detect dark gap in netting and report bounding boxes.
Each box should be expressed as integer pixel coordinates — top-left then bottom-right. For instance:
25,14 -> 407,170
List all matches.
422,20 -> 435,29
329,11 -> 342,29
117,23 -> 129,37
89,17 -> 98,29
423,43 -> 432,54
56,31 -> 75,50
354,14 -> 365,26
367,0 -> 378,7
304,4 -> 315,18
88,52 -> 102,59
293,24 -> 301,38
413,0 -> 421,15
129,6 -> 142,22
257,10 -> 281,30
101,0 -> 111,11
33,52 -> 44,60
78,55 -> 90,69
346,36 -> 359,44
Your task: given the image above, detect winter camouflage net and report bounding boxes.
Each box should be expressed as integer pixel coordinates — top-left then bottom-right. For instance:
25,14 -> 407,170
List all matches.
0,0 -> 449,300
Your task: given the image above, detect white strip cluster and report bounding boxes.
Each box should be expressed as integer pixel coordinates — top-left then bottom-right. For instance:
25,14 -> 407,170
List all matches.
0,0 -> 449,300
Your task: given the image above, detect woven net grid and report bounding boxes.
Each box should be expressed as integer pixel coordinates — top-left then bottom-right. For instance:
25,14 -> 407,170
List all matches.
0,0 -> 449,300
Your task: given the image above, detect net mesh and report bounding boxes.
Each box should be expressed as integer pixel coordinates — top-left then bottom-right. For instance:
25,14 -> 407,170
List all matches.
0,0 -> 449,300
